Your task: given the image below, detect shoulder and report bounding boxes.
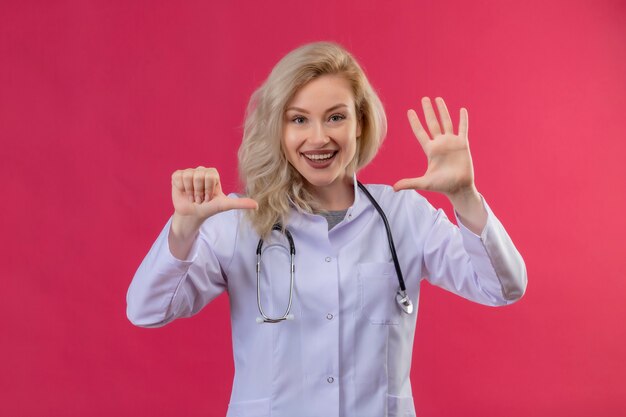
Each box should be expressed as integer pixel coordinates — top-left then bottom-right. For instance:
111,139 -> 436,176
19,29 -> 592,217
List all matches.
358,183 -> 438,228
360,183 -> 430,211
358,183 -> 439,239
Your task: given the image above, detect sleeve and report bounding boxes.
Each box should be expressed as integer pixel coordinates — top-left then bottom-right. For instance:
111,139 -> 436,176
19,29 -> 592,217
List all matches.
126,212 -> 237,328
418,193 -> 527,306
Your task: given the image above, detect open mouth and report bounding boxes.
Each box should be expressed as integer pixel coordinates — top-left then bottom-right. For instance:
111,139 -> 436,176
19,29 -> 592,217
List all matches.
302,151 -> 338,162
300,151 -> 338,169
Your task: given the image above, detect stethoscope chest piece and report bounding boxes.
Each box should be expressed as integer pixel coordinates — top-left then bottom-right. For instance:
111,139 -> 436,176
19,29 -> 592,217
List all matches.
396,290 -> 413,315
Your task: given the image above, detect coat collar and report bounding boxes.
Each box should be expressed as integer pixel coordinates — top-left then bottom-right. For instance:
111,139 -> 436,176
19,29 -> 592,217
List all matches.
287,173 -> 370,228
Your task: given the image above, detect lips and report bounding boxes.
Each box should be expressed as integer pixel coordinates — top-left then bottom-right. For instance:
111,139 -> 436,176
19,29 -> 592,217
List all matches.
301,150 -> 338,168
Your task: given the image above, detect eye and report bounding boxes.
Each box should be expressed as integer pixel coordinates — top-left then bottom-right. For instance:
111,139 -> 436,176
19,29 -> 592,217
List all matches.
329,114 -> 346,122
291,115 -> 306,124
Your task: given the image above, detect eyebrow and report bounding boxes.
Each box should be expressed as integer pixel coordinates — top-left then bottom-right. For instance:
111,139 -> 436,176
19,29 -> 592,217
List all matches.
285,104 -> 349,114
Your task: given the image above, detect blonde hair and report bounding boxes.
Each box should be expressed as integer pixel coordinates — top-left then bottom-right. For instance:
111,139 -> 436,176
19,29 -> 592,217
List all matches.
238,41 -> 387,237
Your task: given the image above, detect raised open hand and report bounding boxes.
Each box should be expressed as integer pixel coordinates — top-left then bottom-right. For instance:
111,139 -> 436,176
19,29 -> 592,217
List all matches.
393,97 -> 475,197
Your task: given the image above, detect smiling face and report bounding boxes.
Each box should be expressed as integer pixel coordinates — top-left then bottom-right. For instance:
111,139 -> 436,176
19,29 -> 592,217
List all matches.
282,75 -> 362,204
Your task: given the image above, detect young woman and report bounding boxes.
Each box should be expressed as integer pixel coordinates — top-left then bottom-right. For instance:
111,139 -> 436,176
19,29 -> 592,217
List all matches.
127,41 -> 527,417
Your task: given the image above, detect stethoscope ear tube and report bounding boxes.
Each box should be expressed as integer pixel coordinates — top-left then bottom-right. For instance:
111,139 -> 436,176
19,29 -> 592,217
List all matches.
256,225 -> 296,324
256,314 -> 295,324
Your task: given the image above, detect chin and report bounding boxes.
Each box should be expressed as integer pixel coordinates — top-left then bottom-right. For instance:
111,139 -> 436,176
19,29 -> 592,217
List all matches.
301,172 -> 344,188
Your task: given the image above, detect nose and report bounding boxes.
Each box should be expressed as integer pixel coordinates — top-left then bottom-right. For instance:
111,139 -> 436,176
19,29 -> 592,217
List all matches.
308,121 -> 330,147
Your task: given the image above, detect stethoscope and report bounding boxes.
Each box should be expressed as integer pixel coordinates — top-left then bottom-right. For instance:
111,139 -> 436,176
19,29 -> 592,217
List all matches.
255,181 -> 414,324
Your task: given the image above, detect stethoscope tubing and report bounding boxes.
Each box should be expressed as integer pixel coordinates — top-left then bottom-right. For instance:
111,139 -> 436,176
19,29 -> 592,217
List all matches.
356,181 -> 407,294
255,181 -> 413,323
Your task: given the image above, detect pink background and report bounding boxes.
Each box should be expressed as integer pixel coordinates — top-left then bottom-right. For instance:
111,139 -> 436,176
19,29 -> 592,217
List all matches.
2,0 -> 625,415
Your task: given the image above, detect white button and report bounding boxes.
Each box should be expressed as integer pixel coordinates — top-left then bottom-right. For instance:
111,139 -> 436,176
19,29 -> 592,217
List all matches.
325,257 -> 331,262
348,213 -> 352,219
327,377 -> 334,383
326,313 -> 334,320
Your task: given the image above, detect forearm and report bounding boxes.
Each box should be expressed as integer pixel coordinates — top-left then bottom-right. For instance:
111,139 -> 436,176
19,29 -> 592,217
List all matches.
127,215 -> 229,327
127,218 -> 198,327
447,185 -> 487,235
423,190 -> 527,305
169,213 -> 203,260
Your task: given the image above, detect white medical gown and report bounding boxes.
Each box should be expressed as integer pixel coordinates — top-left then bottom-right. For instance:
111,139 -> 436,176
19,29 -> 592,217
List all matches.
127,179 -> 527,417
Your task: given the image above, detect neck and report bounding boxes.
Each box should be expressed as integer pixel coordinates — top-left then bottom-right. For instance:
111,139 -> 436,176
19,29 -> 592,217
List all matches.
308,175 -> 355,211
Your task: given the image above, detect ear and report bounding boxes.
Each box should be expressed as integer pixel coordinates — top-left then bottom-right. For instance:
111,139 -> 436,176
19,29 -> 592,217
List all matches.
356,116 -> 363,138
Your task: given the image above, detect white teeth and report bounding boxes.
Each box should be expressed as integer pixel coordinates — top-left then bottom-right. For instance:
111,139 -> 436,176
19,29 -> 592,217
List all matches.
304,152 -> 335,161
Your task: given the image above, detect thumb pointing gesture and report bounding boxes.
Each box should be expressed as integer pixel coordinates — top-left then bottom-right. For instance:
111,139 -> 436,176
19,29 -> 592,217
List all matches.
172,166 -> 258,221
